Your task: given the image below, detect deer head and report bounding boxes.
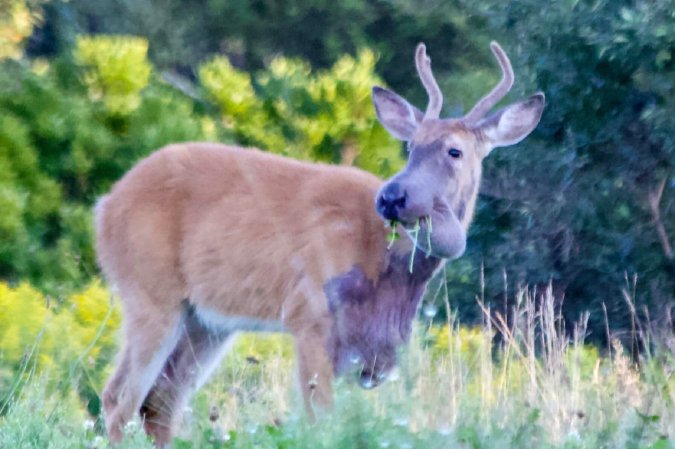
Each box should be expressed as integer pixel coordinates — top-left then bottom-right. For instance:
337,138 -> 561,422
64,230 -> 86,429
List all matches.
373,42 -> 545,259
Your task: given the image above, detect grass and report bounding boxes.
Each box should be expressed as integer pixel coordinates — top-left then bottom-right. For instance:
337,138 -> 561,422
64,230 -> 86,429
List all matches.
386,216 -> 432,273
0,286 -> 673,449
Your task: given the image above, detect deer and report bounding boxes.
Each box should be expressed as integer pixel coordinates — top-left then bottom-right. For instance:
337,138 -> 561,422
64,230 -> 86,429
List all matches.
96,41 -> 544,446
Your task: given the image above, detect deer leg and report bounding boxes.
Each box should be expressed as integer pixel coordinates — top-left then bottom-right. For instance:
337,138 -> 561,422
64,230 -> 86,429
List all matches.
293,328 -> 334,421
104,297 -> 184,443
140,309 -> 236,448
102,345 -> 130,413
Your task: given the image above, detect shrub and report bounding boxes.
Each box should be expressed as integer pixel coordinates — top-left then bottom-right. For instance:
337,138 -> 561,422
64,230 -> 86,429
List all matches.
74,35 -> 152,115
0,38 -> 210,293
0,0 -> 35,60
200,49 -> 404,177
0,281 -> 120,415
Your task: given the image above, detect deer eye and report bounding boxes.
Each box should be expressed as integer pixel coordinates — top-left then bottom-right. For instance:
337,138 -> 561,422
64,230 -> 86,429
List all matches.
448,148 -> 463,159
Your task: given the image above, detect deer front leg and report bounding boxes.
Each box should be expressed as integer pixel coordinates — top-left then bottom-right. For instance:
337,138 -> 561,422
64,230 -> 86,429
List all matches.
293,327 -> 334,421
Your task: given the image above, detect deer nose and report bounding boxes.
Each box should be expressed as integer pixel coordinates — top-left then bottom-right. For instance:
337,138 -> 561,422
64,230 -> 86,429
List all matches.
377,183 -> 407,221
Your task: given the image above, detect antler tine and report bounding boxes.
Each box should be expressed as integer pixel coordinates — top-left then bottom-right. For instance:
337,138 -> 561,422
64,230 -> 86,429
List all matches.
415,43 -> 443,120
463,41 -> 515,125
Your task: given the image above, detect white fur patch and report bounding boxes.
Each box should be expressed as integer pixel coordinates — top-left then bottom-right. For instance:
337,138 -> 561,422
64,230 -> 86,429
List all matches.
193,306 -> 286,334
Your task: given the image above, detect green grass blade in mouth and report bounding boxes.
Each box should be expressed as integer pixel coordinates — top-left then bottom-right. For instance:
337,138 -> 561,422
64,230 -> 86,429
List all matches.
387,220 -> 400,249
425,215 -> 433,257
409,219 -> 421,273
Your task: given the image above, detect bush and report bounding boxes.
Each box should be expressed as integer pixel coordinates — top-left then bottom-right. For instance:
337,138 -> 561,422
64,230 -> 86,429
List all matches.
437,0 -> 675,337
0,281 -> 120,415
0,0 -> 35,60
200,49 -> 404,176
0,37 -> 211,294
74,35 -> 152,115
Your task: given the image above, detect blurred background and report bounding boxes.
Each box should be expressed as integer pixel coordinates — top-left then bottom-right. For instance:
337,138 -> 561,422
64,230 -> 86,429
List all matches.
0,0 -> 673,369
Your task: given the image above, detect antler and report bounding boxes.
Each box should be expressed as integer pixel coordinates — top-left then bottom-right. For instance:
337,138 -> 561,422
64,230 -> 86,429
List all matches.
463,41 -> 514,125
415,43 -> 443,120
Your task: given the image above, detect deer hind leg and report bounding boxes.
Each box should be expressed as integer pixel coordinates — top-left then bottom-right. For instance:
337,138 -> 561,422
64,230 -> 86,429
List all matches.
140,308 -> 236,447
103,295 -> 184,443
102,345 -> 130,413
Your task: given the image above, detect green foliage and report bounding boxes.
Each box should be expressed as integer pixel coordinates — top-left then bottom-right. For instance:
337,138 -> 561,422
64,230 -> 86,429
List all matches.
0,40 -> 210,293
74,35 -> 152,114
200,49 -> 403,176
0,0 -> 35,60
0,382 -> 154,448
41,0 -> 483,102
1,1 -> 673,447
223,332 -> 295,388
2,313 -> 673,449
438,0 -> 675,336
0,281 -> 120,414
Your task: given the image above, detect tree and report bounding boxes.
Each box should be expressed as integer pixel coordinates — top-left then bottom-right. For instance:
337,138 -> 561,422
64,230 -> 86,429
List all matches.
0,0 -> 36,59
0,36 -> 210,295
446,0 -> 675,339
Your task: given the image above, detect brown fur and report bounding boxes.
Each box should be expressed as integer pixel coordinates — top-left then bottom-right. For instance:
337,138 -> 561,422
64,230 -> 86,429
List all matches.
98,143 -> 414,445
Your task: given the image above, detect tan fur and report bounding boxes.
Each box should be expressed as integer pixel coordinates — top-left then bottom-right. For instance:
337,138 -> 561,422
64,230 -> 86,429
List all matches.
98,143 -> 395,444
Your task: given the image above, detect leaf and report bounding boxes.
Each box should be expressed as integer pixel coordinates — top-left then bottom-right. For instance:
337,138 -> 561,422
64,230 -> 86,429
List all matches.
636,410 -> 661,423
647,438 -> 671,449
172,439 -> 193,449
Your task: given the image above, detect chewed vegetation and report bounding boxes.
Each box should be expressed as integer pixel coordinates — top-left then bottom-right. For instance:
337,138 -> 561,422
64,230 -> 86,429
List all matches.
0,281 -> 672,448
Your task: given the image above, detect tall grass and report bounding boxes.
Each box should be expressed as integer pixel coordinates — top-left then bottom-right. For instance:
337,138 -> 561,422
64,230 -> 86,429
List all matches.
0,285 -> 673,448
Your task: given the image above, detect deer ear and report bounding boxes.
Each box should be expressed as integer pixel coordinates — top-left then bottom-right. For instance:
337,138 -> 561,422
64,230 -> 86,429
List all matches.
372,86 -> 423,141
475,92 -> 545,150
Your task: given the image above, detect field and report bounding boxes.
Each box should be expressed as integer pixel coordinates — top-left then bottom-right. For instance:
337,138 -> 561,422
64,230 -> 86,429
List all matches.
1,285 -> 673,449
2,0 -> 673,447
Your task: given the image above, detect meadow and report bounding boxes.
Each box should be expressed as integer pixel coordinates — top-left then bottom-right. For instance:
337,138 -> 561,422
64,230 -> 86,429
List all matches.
0,280 -> 672,449
1,0 -> 673,447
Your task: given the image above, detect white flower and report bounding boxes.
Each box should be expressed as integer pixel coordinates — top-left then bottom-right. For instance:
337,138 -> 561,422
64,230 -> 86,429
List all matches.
123,420 -> 139,432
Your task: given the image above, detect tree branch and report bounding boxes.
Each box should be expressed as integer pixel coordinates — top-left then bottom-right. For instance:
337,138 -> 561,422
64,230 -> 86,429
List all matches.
648,179 -> 673,260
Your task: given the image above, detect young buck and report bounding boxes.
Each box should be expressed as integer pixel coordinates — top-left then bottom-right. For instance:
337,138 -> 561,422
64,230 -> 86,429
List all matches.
97,41 -> 544,446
